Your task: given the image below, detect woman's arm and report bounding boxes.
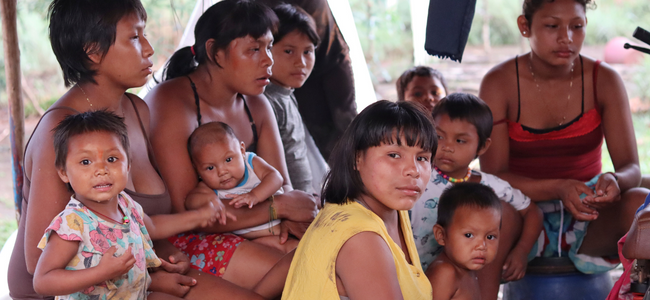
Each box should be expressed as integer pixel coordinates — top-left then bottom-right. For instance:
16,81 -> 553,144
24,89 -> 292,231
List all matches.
23,110 -> 76,274
594,62 -> 640,194
335,232 -> 404,300
33,234 -> 135,296
478,63 -> 598,221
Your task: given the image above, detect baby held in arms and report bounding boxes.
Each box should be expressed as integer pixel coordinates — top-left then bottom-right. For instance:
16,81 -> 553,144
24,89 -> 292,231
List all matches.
186,121 -> 298,252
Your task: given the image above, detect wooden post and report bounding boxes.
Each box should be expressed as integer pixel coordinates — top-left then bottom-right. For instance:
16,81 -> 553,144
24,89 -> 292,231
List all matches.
1,0 -> 25,222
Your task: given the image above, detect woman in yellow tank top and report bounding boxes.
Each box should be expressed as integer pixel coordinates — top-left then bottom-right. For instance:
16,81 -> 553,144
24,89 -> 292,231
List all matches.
282,100 -> 436,300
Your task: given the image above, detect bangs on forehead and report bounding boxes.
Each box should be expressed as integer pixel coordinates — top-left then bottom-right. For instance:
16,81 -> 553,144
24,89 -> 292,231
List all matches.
357,104 -> 437,153
224,2 -> 278,41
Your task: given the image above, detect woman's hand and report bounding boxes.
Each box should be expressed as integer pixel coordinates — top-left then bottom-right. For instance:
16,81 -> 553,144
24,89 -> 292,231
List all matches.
556,179 -> 599,221
148,269 -> 197,297
584,173 -> 621,208
279,220 -> 311,243
274,190 -> 318,223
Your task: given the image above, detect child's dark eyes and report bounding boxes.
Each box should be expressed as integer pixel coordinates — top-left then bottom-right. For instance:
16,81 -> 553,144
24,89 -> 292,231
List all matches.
107,157 -> 117,163
303,49 -> 313,55
388,153 -> 401,159
417,156 -> 430,162
284,49 -> 293,54
487,235 -> 497,240
206,166 -> 214,171
457,139 -> 466,144
225,157 -> 232,163
464,233 -> 473,238
81,159 -> 90,165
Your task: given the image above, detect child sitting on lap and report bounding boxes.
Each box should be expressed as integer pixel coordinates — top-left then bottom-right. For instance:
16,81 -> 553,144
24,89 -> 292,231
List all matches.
33,111 -> 220,299
411,93 -> 543,298
396,65 -> 448,113
186,121 -> 297,253
428,182 -> 502,300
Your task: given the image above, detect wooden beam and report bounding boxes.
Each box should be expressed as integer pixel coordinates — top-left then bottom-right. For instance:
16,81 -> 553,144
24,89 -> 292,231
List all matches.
1,0 -> 25,221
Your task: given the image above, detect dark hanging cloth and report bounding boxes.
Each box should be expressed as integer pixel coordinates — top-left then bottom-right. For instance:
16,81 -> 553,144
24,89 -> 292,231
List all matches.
424,0 -> 477,62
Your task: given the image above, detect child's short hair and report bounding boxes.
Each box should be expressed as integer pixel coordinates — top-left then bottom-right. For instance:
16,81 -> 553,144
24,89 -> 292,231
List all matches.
53,110 -> 130,170
321,100 -> 437,206
272,4 -> 320,47
437,182 -> 502,228
187,122 -> 238,159
432,93 -> 493,152
396,66 -> 448,102
48,0 -> 147,87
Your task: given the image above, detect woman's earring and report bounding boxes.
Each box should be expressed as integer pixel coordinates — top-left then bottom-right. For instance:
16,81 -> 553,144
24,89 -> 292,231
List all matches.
523,31 -> 527,35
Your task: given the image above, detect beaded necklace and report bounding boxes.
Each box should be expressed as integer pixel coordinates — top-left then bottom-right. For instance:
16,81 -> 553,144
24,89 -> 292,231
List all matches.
83,196 -> 130,225
434,166 -> 472,183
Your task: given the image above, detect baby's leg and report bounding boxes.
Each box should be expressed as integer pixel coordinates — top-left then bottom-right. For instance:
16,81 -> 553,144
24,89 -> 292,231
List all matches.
252,235 -> 299,254
477,201 -> 522,300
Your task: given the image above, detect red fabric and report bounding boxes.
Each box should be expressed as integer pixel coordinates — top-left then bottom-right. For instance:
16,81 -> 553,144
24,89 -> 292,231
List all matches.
507,109 -> 603,181
168,233 -> 244,277
607,234 -> 633,300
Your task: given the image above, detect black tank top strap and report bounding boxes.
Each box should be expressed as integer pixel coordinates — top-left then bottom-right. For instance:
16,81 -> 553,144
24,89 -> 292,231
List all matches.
240,94 -> 259,153
187,76 -> 202,126
515,55 -> 521,123
124,94 -> 163,175
580,54 -> 585,114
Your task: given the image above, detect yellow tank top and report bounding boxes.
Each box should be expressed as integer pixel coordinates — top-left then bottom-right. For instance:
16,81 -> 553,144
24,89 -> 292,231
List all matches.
282,201 -> 432,300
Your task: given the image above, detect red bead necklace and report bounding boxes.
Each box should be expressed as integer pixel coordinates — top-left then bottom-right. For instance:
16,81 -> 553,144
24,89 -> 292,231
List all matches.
434,166 -> 472,183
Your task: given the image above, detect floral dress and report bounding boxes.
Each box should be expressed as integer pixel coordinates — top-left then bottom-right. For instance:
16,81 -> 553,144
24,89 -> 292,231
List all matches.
38,192 -> 161,300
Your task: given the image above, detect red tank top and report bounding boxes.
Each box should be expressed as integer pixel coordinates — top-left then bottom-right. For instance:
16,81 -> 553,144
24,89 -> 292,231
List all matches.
504,56 -> 603,182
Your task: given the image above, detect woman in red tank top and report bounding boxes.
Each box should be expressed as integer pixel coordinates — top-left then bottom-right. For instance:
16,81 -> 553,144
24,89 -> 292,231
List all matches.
479,0 -> 647,283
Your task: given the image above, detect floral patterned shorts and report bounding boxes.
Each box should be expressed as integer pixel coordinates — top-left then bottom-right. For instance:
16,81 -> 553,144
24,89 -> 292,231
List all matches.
168,233 -> 244,277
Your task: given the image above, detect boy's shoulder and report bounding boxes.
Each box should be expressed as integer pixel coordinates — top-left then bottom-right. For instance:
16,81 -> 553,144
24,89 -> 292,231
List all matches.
426,257 -> 463,298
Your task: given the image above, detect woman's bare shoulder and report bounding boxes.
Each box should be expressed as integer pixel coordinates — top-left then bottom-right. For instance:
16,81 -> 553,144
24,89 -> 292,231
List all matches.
481,56 -> 519,84
479,56 -> 520,110
144,77 -> 194,110
243,93 -> 275,122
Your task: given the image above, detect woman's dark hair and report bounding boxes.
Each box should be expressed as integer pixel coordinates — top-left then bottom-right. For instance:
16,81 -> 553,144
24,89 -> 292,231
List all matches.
432,93 -> 493,153
48,0 -> 147,87
164,0 -> 278,80
321,100 -> 438,206
437,182 -> 501,228
522,0 -> 595,25
273,4 -> 320,47
396,66 -> 448,102
53,110 -> 130,171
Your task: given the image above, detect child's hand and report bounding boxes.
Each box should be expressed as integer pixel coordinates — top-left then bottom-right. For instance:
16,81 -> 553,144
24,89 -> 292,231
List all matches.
98,246 -> 136,280
197,199 -> 236,226
502,248 -> 528,282
227,192 -> 263,209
